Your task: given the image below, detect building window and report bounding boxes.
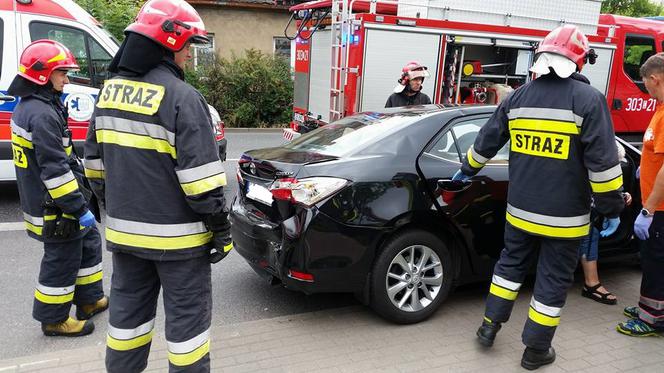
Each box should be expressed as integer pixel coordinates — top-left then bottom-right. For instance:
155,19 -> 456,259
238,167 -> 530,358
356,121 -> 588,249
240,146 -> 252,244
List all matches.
193,33 -> 216,68
273,37 -> 291,60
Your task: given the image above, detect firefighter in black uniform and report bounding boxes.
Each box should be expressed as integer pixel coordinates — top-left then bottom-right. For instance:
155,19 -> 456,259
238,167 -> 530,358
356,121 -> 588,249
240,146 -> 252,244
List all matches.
84,0 -> 230,371
385,61 -> 432,108
453,25 -> 625,370
9,40 -> 107,337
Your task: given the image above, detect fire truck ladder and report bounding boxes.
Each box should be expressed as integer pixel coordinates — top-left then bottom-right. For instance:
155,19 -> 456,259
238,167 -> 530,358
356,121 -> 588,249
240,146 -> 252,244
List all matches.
329,0 -> 352,122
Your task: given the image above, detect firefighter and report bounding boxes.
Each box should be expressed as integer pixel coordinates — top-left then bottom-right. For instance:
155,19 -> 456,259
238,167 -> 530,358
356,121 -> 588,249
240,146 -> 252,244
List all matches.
8,40 -> 107,337
453,25 -> 624,370
84,0 -> 230,371
385,61 -> 432,107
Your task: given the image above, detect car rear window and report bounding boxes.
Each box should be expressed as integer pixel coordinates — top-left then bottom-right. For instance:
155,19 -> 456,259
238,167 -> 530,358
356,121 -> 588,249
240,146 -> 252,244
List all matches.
284,112 -> 421,156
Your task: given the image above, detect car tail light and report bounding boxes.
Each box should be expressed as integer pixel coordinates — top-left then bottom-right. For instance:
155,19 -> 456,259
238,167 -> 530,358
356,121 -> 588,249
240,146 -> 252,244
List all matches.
288,269 -> 314,282
269,177 -> 348,207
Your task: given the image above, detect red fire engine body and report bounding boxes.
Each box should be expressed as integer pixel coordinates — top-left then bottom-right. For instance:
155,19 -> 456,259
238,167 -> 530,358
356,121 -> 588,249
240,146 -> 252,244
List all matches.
285,0 -> 664,145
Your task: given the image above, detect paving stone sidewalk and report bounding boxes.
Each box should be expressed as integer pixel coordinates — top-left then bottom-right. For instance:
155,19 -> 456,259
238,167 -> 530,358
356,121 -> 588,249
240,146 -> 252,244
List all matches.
1,266 -> 663,373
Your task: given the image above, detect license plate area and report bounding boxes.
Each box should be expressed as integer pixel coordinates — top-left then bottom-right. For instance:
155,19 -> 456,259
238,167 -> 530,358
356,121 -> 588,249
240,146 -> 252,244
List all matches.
246,181 -> 274,206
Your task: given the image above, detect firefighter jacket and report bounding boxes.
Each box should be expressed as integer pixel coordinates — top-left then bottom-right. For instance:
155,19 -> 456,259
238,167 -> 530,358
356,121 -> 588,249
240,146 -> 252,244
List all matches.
460,73 -> 624,239
385,90 -> 432,108
84,60 -> 227,261
11,87 -> 90,242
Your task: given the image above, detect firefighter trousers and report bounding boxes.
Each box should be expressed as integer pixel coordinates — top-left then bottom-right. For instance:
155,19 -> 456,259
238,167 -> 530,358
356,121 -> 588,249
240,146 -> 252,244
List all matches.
33,226 -> 104,324
484,223 -> 580,350
638,212 -> 664,328
105,252 -> 212,373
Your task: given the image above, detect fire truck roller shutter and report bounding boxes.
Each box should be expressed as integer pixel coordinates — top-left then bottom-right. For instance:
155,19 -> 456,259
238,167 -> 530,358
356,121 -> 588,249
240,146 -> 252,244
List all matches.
308,29 -> 332,123
360,29 -> 440,112
576,46 -> 614,95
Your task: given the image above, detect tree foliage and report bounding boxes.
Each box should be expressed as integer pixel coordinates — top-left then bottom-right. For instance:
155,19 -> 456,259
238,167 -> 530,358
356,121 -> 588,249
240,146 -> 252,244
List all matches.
601,0 -> 663,17
74,0 -> 144,41
192,50 -> 294,128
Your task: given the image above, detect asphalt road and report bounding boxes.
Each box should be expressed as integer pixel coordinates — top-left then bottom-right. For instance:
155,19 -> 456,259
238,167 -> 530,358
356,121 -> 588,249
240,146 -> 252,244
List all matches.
0,130 -> 358,359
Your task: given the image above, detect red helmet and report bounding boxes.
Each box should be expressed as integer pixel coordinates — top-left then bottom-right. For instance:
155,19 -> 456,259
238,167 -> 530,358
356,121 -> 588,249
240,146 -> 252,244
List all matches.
126,0 -> 209,52
536,25 -> 590,72
18,40 -> 79,85
401,61 -> 430,81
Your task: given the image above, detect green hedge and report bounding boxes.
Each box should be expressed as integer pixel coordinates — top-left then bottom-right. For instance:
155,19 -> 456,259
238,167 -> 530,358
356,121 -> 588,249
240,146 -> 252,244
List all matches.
187,49 -> 293,128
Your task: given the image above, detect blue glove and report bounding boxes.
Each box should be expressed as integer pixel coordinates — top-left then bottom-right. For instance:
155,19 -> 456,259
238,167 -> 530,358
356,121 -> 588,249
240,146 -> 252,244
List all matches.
636,166 -> 640,180
452,170 -> 471,182
634,213 -> 653,240
79,210 -> 96,228
599,217 -> 620,237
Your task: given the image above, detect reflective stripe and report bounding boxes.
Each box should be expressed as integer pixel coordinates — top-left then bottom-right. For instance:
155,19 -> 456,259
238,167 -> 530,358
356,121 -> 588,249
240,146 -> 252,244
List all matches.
508,107 -> 584,127
640,296 -> 664,311
76,263 -> 103,286
11,133 -> 33,149
167,328 -> 210,366
96,129 -> 177,159
107,319 -> 155,351
492,275 -> 521,291
508,118 -> 580,135
588,164 -> 623,183
106,216 -> 208,237
590,175 -> 623,193
96,116 -> 175,146
11,120 -> 33,140
43,171 -> 76,190
176,160 -> 225,184
466,146 -> 486,169
24,213 -> 43,226
48,179 -> 79,199
506,204 -> 590,227
34,284 -> 75,304
180,173 -> 227,196
62,137 -> 70,147
223,242 -> 233,253
506,212 -> 590,239
24,213 -> 43,235
489,283 -> 518,300
531,298 -> 562,317
84,158 -> 105,179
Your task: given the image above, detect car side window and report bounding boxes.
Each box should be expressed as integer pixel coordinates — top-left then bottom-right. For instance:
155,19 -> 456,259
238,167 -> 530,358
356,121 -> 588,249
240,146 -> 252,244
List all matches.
29,22 -> 112,88
426,117 -> 509,163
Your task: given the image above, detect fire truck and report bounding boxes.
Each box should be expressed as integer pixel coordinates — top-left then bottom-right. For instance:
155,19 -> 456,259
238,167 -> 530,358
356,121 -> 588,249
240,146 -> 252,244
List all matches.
0,0 -> 226,182
283,0 -> 664,146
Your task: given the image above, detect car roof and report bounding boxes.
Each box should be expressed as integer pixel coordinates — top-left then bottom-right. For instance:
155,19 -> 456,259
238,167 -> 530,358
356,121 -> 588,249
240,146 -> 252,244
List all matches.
366,104 -> 497,118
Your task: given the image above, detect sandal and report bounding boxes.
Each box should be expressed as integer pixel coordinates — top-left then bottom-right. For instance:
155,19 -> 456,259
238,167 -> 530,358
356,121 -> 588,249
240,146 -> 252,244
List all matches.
582,283 -> 617,305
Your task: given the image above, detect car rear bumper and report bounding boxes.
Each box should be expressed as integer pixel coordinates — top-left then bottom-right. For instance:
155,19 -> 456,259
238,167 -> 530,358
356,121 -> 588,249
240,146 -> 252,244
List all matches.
229,196 -> 387,294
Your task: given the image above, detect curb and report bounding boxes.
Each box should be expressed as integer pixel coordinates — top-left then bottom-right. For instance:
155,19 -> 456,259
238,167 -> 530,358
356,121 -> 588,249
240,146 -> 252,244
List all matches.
224,128 -> 285,133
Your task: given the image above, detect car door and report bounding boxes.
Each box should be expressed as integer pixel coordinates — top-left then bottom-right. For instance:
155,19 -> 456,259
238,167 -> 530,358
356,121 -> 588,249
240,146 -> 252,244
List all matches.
417,114 -> 509,274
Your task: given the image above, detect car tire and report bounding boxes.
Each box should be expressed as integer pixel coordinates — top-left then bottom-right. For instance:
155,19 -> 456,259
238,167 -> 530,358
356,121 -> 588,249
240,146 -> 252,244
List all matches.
370,229 -> 453,324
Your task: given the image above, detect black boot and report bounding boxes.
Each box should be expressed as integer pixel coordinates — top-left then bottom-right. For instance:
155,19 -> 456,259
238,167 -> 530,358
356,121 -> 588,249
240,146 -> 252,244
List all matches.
521,347 -> 556,370
476,320 -> 501,347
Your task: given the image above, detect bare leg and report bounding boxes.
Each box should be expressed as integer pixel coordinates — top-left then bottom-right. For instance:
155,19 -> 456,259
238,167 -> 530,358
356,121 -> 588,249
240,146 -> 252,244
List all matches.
581,256 -> 617,301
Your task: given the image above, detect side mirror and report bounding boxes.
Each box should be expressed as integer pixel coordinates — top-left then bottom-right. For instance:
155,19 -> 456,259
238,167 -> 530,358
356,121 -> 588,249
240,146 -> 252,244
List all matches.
437,179 -> 473,193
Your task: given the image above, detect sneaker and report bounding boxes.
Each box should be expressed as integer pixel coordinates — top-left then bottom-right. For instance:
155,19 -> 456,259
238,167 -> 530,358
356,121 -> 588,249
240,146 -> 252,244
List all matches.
617,318 -> 660,337
42,317 -> 94,337
76,295 -> 109,320
623,306 -> 639,319
521,347 -> 556,370
476,318 -> 501,347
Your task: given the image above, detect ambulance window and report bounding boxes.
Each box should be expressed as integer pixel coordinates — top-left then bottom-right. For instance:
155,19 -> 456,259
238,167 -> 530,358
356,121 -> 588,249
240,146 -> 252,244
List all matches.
624,35 -> 656,82
30,22 -> 91,86
89,39 -> 112,87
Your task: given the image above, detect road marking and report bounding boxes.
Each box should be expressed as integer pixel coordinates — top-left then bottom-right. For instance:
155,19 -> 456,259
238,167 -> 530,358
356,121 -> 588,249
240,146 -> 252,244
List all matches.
0,222 -> 24,232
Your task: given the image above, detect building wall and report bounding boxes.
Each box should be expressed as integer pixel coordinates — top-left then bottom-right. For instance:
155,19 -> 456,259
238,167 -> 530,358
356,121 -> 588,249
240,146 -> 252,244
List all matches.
196,5 -> 296,59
